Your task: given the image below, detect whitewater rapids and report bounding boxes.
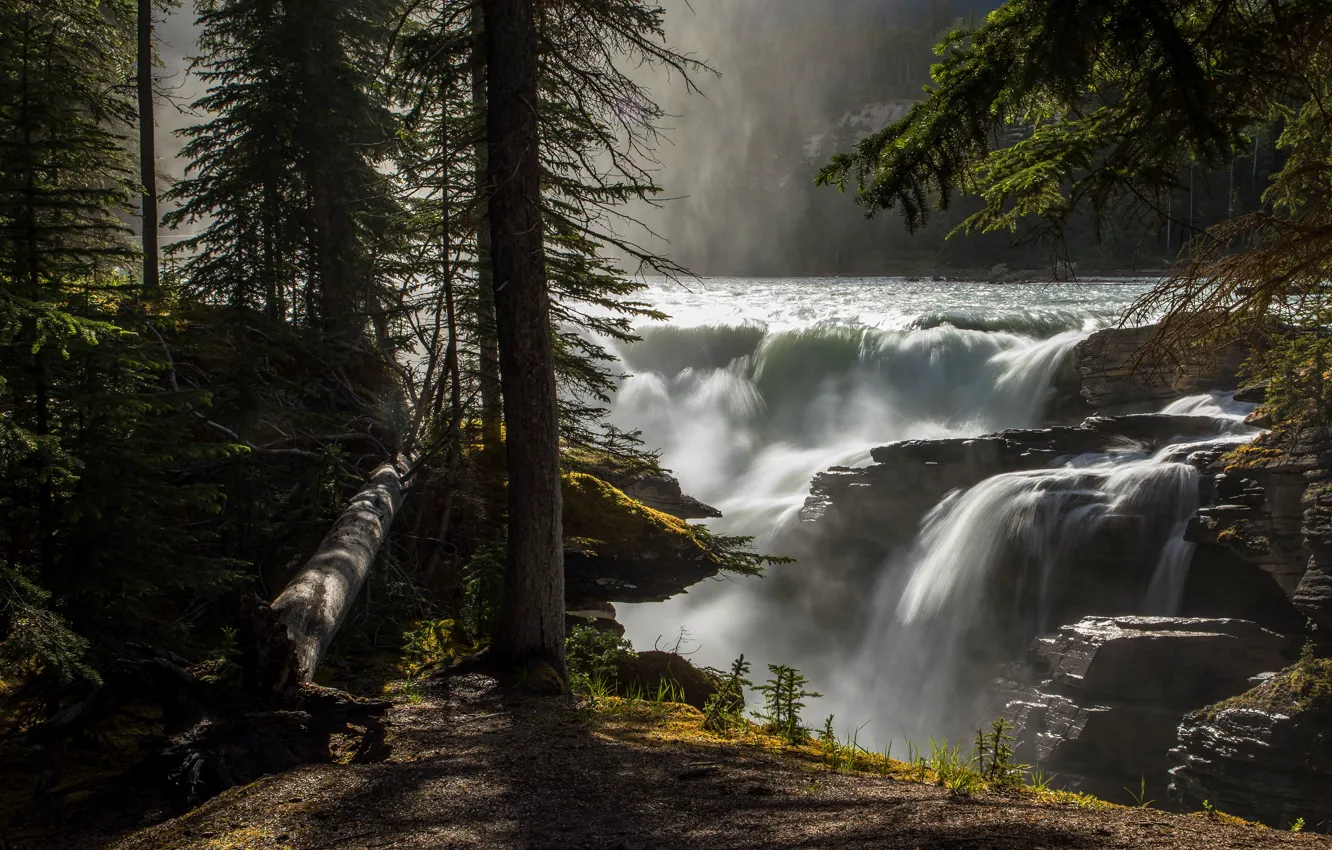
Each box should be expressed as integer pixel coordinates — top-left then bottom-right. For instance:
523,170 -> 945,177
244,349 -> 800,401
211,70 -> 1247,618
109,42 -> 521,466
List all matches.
602,276 -> 1242,743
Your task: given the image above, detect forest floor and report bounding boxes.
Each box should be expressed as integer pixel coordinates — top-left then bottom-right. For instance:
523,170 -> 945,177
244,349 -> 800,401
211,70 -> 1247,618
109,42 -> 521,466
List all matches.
20,671 -> 1316,850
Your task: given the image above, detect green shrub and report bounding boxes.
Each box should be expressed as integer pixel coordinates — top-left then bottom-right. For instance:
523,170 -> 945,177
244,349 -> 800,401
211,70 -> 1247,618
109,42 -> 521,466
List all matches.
460,542 -> 505,641
566,624 -> 635,697
702,654 -> 752,734
755,663 -> 821,745
974,717 -> 1025,789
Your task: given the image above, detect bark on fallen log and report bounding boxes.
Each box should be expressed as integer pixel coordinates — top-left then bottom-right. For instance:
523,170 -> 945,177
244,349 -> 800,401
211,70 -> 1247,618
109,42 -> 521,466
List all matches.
271,459 -> 409,681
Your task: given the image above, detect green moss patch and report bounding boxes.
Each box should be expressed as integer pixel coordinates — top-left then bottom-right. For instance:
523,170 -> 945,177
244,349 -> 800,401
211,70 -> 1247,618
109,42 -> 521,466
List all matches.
562,472 -> 784,576
1204,647 -> 1332,720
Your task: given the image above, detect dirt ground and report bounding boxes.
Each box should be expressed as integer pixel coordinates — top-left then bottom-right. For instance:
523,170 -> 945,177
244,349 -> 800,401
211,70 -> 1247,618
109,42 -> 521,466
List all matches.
19,673 -> 1329,850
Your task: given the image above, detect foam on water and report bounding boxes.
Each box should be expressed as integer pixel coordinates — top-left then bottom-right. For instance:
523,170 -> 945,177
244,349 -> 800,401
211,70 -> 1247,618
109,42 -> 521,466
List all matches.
604,277 -> 1252,739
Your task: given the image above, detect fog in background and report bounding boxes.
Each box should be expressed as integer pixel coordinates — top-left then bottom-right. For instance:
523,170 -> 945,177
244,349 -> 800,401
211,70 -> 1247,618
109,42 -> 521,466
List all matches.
149,1 -> 1015,271
632,0 -> 1019,276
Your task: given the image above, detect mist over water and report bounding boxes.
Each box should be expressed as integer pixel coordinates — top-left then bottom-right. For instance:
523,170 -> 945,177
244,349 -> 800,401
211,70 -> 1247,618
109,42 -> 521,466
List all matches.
608,276 -> 1251,743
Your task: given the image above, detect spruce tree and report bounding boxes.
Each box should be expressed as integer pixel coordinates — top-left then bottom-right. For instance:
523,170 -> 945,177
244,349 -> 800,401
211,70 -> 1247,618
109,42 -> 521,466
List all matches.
820,0 -> 1332,411
0,0 -> 236,680
484,0 -> 566,677
167,0 -> 403,338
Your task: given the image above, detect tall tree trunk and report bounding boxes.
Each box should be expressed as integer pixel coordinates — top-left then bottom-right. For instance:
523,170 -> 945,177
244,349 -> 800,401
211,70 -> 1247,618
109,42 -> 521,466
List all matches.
137,0 -> 159,295
472,6 -> 503,459
424,108 -> 464,584
484,0 -> 565,678
271,461 -> 408,681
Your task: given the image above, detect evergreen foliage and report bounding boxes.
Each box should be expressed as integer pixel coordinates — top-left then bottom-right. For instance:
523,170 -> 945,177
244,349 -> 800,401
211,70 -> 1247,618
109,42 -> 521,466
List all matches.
565,623 -> 635,694
0,0 -> 783,708
702,654 -> 752,734
0,0 -> 241,682
821,0 -> 1332,430
755,663 -> 822,745
167,0 -> 404,338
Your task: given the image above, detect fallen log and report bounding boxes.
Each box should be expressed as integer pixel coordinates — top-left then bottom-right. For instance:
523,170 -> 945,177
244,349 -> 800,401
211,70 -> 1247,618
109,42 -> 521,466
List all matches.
271,459 -> 410,682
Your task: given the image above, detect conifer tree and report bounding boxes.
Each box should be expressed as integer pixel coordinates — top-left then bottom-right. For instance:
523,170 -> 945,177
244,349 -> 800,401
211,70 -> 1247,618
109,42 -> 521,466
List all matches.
484,0 -> 566,676
0,0 -> 236,681
167,0 -> 404,338
821,0 -> 1332,416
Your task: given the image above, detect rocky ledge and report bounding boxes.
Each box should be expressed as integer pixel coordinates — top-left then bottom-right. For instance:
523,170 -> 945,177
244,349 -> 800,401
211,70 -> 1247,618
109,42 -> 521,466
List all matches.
1169,652 -> 1332,829
799,413 -> 1251,560
1049,324 -> 1253,419
560,472 -> 738,610
990,616 -> 1294,806
1164,427 -> 1332,828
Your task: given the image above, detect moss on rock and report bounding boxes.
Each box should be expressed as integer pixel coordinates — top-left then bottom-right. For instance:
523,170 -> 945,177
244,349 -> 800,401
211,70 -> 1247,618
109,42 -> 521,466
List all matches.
561,472 -> 782,577
1204,645 -> 1332,721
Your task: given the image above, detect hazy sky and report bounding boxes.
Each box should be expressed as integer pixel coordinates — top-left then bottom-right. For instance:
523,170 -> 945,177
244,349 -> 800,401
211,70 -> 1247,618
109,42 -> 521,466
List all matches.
148,1 -> 999,267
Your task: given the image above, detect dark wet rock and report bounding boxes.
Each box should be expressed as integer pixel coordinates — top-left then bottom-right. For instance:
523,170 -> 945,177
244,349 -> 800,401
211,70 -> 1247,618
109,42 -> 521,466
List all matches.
1296,475 -> 1332,645
1244,408 -> 1273,429
1169,662 -> 1332,830
1185,440 -> 1321,598
1081,414 -> 1251,443
565,549 -> 719,608
990,617 -> 1293,806
613,651 -> 721,710
1234,380 -> 1270,404
1294,562 -> 1332,642
1061,324 -> 1252,414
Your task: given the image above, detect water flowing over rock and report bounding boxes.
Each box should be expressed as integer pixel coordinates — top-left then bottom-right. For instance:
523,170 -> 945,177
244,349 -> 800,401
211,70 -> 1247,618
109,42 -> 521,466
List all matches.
799,413 -> 1250,564
989,617 -> 1293,805
1050,325 -> 1253,417
602,286 -> 1319,823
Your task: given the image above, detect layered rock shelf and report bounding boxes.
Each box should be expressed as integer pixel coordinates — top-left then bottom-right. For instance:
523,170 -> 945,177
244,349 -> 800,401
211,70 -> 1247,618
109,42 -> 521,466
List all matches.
1167,426 -> 1332,828
1048,324 -> 1253,419
799,413 -> 1249,561
990,617 -> 1294,805
1170,669 -> 1332,829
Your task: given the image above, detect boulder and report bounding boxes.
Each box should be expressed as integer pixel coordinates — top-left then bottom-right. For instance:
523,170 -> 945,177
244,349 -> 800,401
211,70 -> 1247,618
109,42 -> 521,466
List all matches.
613,651 -> 720,710
1169,655 -> 1332,829
1234,381 -> 1270,404
990,617 -> 1292,806
1072,324 -> 1252,413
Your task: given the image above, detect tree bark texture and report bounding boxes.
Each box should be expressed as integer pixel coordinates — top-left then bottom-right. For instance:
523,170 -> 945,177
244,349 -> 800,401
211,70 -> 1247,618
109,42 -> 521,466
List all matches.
137,0 -> 159,294
472,6 -> 504,458
271,461 -> 407,680
483,0 -> 566,677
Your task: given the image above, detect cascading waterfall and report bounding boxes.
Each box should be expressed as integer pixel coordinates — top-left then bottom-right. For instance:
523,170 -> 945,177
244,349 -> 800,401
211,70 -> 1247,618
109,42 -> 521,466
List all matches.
844,445 -> 1211,740
610,322 -> 1088,542
605,277 -> 1248,742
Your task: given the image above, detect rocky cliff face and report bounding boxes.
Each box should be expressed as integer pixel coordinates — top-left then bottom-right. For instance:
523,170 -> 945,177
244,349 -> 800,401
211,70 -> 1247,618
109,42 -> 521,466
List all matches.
1049,325 -> 1252,419
1169,652 -> 1332,830
990,617 -> 1294,806
1166,427 -> 1332,828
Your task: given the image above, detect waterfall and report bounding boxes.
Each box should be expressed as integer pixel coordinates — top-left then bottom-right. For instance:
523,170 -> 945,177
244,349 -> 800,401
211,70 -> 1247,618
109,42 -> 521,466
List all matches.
830,446 -> 1212,740
603,277 -> 1250,740
610,322 -> 1087,542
